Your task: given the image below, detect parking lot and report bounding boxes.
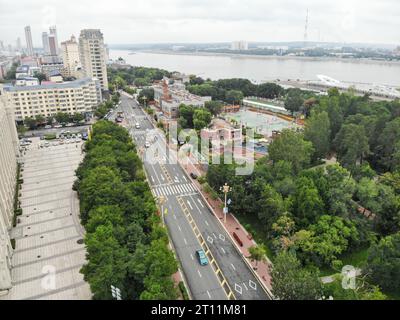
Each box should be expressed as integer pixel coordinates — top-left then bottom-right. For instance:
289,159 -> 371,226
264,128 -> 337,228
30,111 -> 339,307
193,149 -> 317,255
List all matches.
1,137 -> 91,300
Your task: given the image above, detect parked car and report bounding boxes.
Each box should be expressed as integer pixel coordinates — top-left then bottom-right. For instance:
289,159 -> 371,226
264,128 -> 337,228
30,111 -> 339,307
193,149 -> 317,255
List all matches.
190,172 -> 198,180
196,249 -> 208,266
65,123 -> 74,127
44,125 -> 52,129
54,124 -> 63,128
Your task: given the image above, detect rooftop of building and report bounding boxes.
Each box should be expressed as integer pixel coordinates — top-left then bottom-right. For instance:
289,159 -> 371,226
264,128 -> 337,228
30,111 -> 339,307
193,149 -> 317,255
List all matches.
3,77 -> 96,92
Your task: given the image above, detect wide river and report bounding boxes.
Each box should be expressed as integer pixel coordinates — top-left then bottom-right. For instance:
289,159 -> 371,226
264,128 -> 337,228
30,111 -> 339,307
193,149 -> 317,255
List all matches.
110,49 -> 400,86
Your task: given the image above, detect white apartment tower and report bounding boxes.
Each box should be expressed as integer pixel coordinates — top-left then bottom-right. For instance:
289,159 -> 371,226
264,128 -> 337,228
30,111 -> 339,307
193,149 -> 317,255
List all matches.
78,29 -> 108,91
0,85 -> 19,291
61,35 -> 81,78
24,26 -> 34,56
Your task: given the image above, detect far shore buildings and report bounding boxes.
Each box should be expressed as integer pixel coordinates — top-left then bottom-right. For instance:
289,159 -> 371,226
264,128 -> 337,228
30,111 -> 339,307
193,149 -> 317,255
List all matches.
0,85 -> 19,291
153,77 -> 211,118
231,41 -> 248,51
3,77 -> 102,121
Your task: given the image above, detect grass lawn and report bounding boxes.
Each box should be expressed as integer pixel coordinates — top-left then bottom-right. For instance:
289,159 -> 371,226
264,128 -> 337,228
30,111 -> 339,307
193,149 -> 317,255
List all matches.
235,213 -> 275,261
319,247 -> 370,277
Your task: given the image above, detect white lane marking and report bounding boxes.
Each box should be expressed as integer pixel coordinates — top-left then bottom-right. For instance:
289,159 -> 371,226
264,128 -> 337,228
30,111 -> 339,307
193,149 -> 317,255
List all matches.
197,199 -> 205,208
182,175 -> 187,182
197,270 -> 202,278
231,263 -> 236,271
207,290 -> 211,299
175,176 -> 180,182
183,238 -> 187,245
187,200 -> 193,210
212,233 -> 217,239
177,185 -> 184,193
207,236 -> 213,244
205,220 -> 209,226
160,174 -> 165,181
182,184 -> 189,192
221,247 -> 226,254
219,234 -> 226,241
190,254 -> 194,260
243,282 -> 248,291
151,176 -> 155,183
235,283 -> 242,295
178,225 -> 182,232
249,280 -> 257,290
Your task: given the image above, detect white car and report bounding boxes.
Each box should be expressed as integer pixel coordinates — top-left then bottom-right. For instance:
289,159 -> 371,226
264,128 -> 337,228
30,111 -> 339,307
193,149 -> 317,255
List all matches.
145,141 -> 151,148
45,125 -> 52,129
54,124 -> 63,128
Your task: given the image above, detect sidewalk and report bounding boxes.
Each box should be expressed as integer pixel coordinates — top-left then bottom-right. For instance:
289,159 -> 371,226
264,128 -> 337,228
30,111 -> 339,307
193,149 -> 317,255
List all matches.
180,155 -> 273,294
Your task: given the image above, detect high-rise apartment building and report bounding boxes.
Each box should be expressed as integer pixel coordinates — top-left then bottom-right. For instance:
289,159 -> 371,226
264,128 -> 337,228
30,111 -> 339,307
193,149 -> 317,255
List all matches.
48,34 -> 58,56
79,29 -> 108,91
49,26 -> 59,55
0,85 -> 19,291
42,32 -> 50,55
24,26 -> 34,56
61,35 -> 81,78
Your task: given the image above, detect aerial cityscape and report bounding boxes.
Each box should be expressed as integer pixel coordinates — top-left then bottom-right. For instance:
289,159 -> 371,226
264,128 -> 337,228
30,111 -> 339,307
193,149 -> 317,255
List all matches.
0,0 -> 399,312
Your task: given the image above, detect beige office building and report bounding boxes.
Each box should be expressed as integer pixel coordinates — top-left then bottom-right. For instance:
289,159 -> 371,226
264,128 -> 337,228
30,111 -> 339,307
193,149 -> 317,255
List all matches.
4,77 -> 102,121
0,85 -> 19,291
78,29 -> 108,91
61,35 -> 81,78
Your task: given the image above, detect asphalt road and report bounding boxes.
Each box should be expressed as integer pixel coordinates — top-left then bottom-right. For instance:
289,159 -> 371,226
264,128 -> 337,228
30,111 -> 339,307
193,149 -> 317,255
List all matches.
118,94 -> 270,300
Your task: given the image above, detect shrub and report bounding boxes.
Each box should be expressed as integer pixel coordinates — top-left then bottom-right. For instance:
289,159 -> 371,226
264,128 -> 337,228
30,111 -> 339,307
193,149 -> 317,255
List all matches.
178,281 -> 189,300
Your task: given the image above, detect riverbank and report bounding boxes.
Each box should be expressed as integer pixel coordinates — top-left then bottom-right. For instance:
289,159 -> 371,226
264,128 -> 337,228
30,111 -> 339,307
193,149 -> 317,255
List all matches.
138,49 -> 400,66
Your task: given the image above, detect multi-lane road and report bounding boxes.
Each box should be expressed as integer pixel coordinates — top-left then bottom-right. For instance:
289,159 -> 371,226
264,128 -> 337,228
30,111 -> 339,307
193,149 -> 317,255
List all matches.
118,93 -> 270,300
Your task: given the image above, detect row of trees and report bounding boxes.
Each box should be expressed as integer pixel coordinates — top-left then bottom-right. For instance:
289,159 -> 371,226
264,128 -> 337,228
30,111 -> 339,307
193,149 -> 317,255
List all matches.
75,120 -> 178,300
108,65 -> 171,90
22,112 -> 85,130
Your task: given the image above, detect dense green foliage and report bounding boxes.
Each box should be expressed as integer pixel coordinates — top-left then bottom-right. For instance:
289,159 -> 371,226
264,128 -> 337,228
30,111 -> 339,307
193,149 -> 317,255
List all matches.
75,121 -> 178,300
178,104 -> 212,131
108,66 -> 171,91
205,89 -> 400,299
270,251 -> 322,300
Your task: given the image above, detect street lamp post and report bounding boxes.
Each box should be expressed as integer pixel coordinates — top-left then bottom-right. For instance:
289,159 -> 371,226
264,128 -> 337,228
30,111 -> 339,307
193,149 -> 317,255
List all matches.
220,183 -> 232,224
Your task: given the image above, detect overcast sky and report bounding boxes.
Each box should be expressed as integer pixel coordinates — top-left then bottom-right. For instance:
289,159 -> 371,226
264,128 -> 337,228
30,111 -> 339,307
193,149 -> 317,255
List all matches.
0,0 -> 399,46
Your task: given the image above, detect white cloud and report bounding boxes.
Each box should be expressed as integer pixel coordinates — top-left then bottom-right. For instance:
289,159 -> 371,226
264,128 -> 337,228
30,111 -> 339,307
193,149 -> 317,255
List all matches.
0,0 -> 398,46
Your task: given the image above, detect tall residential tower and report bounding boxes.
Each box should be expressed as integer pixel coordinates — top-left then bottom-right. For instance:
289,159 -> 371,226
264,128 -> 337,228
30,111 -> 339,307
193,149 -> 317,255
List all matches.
78,29 -> 108,91
24,26 -> 34,56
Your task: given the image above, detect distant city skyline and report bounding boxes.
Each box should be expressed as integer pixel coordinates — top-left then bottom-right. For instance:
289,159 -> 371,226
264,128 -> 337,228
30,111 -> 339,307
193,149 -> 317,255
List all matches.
0,0 -> 399,47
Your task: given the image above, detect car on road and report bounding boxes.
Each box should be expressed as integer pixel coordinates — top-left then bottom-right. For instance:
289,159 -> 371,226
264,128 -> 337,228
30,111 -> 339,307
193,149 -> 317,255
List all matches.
44,125 -> 52,129
65,123 -> 74,127
135,122 -> 140,129
190,172 -> 198,180
145,141 -> 151,148
54,124 -> 62,128
196,249 -> 208,266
